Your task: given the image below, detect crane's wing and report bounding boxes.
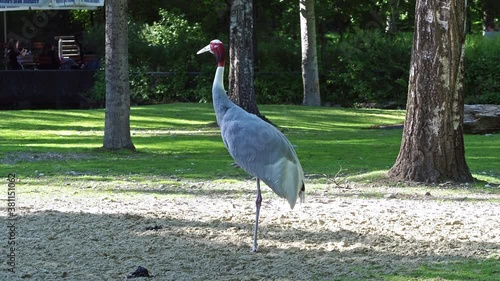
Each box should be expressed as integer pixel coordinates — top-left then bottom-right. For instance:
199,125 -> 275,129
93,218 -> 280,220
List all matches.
219,106 -> 304,208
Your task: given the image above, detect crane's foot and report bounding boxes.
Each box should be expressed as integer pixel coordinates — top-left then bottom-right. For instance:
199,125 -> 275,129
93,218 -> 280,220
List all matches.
250,245 -> 258,253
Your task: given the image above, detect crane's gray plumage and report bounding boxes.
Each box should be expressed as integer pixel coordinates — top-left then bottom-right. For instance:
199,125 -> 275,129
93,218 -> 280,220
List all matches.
198,39 -> 305,251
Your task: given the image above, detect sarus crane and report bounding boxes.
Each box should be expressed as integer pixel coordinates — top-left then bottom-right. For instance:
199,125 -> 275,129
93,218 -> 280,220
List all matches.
197,39 -> 305,252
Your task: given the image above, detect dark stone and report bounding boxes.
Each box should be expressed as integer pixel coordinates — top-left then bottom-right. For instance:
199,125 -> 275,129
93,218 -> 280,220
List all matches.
127,266 -> 151,279
463,104 -> 500,134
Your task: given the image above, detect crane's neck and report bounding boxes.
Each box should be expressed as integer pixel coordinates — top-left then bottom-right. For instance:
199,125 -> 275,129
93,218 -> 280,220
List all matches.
212,66 -> 234,123
213,66 -> 225,92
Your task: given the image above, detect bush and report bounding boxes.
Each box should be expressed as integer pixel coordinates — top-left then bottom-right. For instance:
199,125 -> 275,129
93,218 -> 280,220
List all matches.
255,36 -> 302,104
321,31 -> 500,106
87,20 -> 500,106
82,24 -> 105,58
133,9 -> 209,102
85,9 -> 209,104
464,35 -> 500,104
323,30 -> 412,107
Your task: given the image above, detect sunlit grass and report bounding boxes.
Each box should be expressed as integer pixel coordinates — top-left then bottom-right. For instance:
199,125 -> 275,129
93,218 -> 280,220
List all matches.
382,258 -> 499,281
0,103 -> 499,187
332,258 -> 500,280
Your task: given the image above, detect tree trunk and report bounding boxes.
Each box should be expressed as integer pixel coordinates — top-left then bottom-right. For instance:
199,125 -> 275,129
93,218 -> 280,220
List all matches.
102,0 -> 135,150
229,0 -> 262,117
386,0 -> 400,34
389,0 -> 472,183
299,0 -> 321,106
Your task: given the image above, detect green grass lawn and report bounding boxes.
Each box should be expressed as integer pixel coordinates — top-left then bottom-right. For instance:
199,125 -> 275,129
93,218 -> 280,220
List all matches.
381,258 -> 499,281
1,103 -> 499,185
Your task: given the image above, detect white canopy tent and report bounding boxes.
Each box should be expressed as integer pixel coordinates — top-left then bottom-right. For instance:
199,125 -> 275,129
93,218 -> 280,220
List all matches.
0,0 -> 104,10
1,0 -> 104,43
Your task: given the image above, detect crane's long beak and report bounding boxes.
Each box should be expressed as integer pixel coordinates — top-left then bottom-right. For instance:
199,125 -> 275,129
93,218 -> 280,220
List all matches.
196,44 -> 211,55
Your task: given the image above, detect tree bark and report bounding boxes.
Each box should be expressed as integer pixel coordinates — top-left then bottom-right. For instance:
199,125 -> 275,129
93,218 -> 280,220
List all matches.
389,0 -> 472,183
299,0 -> 321,106
102,0 -> 135,150
229,0 -> 262,117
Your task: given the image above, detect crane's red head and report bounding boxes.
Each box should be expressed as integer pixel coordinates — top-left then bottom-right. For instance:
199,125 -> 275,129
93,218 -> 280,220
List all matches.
196,39 -> 226,67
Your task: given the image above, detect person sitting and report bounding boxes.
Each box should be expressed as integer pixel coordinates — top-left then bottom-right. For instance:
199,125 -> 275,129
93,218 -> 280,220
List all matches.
39,43 -> 61,69
6,38 -> 27,70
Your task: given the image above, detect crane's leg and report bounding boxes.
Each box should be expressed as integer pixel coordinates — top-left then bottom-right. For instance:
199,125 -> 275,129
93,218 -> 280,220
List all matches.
250,178 -> 262,252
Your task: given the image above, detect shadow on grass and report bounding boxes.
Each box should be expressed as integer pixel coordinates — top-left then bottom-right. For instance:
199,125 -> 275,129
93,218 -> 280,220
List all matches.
4,210 -> 497,281
1,104 -> 498,185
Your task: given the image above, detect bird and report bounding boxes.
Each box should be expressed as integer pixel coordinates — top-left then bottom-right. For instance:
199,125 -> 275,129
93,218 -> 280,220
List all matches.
197,39 -> 305,252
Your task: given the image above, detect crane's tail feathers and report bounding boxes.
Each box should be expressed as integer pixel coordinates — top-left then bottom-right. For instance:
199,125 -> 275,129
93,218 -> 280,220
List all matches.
299,181 -> 305,204
288,181 -> 305,209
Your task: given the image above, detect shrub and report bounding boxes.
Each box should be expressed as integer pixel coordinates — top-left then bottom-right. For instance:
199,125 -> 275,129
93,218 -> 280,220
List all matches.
85,10 -> 208,104
323,30 -> 412,107
255,36 -> 302,104
464,35 -> 500,104
87,22 -> 500,107
82,24 -> 105,58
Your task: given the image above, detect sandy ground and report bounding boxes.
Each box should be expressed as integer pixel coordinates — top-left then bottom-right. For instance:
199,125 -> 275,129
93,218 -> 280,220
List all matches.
1,179 -> 499,280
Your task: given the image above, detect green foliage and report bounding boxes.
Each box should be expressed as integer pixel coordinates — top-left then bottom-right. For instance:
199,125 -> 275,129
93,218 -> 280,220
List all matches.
254,72 -> 303,104
130,9 -> 207,103
88,69 -> 105,106
141,9 -> 201,46
323,30 -> 412,107
255,36 -> 302,104
464,35 -> 500,104
84,9 -> 209,104
82,24 -> 105,57
129,65 -> 157,104
69,10 -> 95,31
82,9 -> 500,107
320,30 -> 499,107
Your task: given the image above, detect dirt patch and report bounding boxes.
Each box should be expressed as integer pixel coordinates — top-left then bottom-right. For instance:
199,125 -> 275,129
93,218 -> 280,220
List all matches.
1,180 -> 499,280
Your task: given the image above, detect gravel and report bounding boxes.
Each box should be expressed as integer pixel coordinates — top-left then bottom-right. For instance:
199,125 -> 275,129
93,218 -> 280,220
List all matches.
1,180 -> 499,280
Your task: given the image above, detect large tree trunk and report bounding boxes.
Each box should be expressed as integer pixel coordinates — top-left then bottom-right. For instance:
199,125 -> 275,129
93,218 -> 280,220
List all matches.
389,0 -> 473,183
102,0 -> 135,150
299,0 -> 321,106
229,0 -> 262,117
